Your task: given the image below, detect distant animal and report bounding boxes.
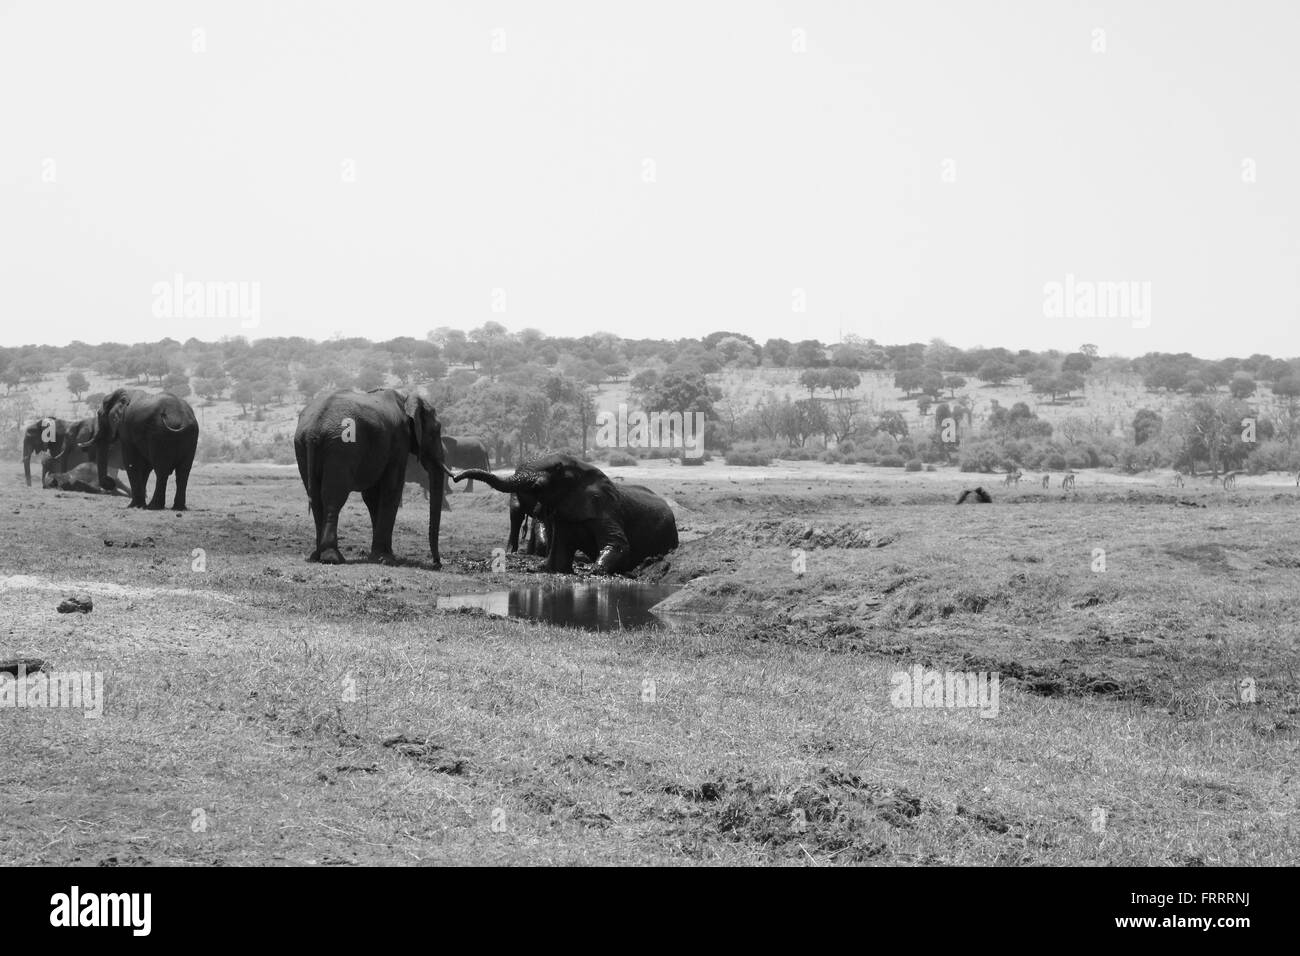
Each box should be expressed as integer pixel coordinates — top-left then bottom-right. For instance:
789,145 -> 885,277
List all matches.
1295,471 -> 1299,487
1222,471 -> 1241,490
1041,474 -> 1050,489
78,389 -> 199,509
1174,473 -> 1185,488
441,436 -> 491,491
43,462 -> 129,496
1061,474 -> 1076,491
454,453 -> 678,574
956,487 -> 992,504
1003,471 -> 1022,487
294,388 -> 450,566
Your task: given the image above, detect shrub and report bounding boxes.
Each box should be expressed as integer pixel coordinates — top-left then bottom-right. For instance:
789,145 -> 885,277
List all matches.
725,443 -> 773,467
821,449 -> 844,464
607,452 -> 637,466
681,453 -> 707,466
925,464 -> 936,472
904,458 -> 923,472
879,454 -> 905,468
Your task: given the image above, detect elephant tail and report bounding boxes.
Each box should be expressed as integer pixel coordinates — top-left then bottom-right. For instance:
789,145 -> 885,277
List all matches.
304,437 -> 323,502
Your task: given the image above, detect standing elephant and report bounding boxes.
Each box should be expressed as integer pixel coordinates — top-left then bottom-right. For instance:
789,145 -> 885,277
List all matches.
441,436 -> 491,491
79,389 -> 199,510
43,462 -> 129,496
38,416 -> 125,487
454,453 -> 678,575
22,417 -> 71,486
294,388 -> 450,567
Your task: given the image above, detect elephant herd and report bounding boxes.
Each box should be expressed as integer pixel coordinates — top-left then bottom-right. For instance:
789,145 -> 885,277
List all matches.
24,387 -> 198,508
293,388 -> 679,574
27,387 -> 680,577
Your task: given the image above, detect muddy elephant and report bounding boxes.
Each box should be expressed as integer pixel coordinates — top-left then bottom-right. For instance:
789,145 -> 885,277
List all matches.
37,416 -> 125,487
22,417 -> 74,486
43,462 -> 129,496
295,388 -> 451,567
956,487 -> 992,504
508,491 -> 550,557
454,453 -> 678,575
79,389 -> 199,509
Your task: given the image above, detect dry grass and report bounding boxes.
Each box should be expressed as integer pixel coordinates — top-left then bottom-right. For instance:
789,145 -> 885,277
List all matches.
1,462 -> 1297,865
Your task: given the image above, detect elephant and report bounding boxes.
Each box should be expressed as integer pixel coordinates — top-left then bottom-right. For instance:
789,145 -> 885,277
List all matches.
43,462 -> 129,496
441,436 -> 491,491
454,453 -> 678,575
22,417 -> 71,486
79,389 -> 199,510
294,388 -> 451,567
956,487 -> 993,504
508,491 -> 550,557
404,435 -> 491,498
37,417 -> 125,487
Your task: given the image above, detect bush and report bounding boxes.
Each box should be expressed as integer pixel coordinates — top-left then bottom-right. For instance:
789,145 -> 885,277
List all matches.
776,445 -> 818,461
879,455 -> 905,468
821,449 -> 844,464
607,451 -> 637,466
680,453 -> 707,466
725,444 -> 773,467
904,458 -> 923,472
925,464 -> 936,472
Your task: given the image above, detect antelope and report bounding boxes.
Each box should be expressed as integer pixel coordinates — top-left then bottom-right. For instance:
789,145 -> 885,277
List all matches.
1003,471 -> 1022,487
1222,470 -> 1242,490
1041,475 -> 1050,489
1061,473 -> 1076,491
1174,473 -> 1185,489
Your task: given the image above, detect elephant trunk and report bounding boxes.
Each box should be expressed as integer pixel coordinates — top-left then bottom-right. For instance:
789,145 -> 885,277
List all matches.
22,436 -> 37,487
453,467 -> 533,493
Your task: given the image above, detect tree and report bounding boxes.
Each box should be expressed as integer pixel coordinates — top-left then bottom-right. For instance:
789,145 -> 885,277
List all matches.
762,338 -> 793,368
233,383 -> 254,416
1133,409 -> 1162,445
977,361 -> 1016,386
66,371 -> 89,401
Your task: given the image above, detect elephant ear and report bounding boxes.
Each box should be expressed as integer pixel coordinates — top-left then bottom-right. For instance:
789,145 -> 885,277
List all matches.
404,393 -> 441,459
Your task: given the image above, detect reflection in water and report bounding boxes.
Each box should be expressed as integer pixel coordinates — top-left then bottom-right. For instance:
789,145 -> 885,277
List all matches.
438,582 -> 682,631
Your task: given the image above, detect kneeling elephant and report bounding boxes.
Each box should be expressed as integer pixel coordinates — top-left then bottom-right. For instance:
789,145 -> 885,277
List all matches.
454,453 -> 678,575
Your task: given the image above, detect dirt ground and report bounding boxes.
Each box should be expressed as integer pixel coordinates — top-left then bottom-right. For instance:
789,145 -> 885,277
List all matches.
1,460 -> 1297,865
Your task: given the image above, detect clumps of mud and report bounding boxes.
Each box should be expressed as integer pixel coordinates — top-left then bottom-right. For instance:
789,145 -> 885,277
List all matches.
959,654 -> 1146,700
382,734 -> 471,775
722,519 -> 900,550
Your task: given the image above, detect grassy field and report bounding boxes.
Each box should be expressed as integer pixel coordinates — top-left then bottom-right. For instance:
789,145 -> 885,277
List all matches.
1,460 -> 1297,865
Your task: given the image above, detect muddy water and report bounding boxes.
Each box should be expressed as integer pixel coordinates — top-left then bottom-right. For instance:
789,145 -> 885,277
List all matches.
438,581 -> 684,631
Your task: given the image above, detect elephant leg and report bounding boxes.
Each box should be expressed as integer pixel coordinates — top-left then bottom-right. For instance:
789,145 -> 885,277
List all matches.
173,459 -> 193,511
316,479 -> 349,564
542,525 -> 575,574
125,461 -> 147,508
591,521 -> 631,576
360,485 -> 390,563
147,467 -> 171,509
508,508 -> 524,553
307,499 -> 325,561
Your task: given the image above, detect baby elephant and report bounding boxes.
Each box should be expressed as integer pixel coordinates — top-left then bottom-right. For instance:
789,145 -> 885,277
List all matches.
44,462 -> 129,496
956,487 -> 993,504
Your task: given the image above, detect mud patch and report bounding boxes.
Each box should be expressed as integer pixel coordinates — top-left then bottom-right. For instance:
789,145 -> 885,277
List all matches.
722,519 -> 899,550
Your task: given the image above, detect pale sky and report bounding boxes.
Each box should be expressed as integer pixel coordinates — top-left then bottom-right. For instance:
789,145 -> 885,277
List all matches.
2,0 -> 1297,358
